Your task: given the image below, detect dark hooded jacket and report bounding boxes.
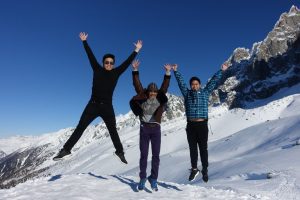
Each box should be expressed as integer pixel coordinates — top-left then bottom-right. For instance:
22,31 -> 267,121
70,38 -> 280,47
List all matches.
130,71 -> 170,123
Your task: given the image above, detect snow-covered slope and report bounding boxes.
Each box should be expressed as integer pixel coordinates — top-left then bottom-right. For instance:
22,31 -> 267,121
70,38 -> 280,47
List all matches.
1,83 -> 300,199
0,174 -> 268,200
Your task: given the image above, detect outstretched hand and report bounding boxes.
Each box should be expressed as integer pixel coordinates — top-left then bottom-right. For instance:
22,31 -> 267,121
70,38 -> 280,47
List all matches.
164,64 -> 172,72
79,32 -> 88,41
172,64 -> 178,71
132,59 -> 140,70
134,40 -> 143,52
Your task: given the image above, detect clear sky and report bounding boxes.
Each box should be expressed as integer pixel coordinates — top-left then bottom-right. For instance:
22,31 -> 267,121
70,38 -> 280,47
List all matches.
0,0 -> 299,138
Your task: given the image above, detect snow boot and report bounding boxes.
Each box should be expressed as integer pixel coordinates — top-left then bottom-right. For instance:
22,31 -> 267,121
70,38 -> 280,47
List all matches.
148,176 -> 158,191
53,148 -> 71,161
138,178 -> 147,190
201,168 -> 208,182
114,151 -> 128,164
189,168 -> 200,181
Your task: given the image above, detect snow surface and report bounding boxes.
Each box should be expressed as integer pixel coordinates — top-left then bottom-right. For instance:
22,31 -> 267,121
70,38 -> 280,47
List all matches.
0,85 -> 300,199
0,174 -> 268,200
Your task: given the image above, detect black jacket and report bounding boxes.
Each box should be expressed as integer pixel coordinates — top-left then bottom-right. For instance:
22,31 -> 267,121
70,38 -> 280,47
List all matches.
83,41 -> 137,103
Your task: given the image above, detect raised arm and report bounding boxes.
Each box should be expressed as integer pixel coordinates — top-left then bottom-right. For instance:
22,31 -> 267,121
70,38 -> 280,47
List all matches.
80,32 -> 100,71
131,59 -> 144,94
115,40 -> 143,75
159,64 -> 172,94
173,64 -> 188,97
204,63 -> 229,94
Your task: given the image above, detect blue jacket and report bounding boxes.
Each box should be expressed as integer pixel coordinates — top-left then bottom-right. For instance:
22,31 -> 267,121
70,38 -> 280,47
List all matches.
174,70 -> 222,120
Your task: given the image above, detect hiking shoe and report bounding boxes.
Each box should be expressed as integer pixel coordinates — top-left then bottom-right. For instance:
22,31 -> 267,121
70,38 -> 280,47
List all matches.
114,151 -> 128,164
148,176 -> 158,191
53,149 -> 71,161
201,169 -> 208,182
189,168 -> 200,181
138,178 -> 147,190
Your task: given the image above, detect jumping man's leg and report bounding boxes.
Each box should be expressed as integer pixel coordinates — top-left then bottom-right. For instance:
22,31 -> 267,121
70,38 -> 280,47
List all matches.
197,121 -> 209,170
150,125 -> 161,180
100,104 -> 124,153
64,102 -> 98,151
139,125 -> 151,179
186,122 -> 199,169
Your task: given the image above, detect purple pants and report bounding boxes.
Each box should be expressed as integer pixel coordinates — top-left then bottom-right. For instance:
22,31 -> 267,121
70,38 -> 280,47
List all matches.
139,123 -> 161,180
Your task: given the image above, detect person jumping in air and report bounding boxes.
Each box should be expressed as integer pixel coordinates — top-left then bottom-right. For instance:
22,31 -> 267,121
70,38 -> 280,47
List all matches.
130,60 -> 171,191
53,32 -> 142,164
173,63 -> 228,182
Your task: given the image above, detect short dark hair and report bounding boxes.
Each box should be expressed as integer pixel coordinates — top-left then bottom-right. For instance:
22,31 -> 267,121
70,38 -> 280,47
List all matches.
189,77 -> 201,85
102,53 -> 115,63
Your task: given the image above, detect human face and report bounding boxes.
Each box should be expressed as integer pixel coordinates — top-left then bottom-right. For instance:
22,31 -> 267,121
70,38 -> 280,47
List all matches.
190,80 -> 201,91
103,58 -> 114,71
148,91 -> 158,99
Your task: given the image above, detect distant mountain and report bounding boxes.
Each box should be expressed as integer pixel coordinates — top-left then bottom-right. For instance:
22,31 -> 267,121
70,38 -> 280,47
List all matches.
0,151 -> 5,160
213,5 -> 300,108
0,93 -> 185,189
0,144 -> 52,189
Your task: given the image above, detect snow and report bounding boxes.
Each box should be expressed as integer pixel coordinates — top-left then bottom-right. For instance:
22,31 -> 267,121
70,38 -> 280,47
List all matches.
0,84 -> 300,199
20,154 -> 30,166
0,174 -> 267,200
0,165 -> 5,173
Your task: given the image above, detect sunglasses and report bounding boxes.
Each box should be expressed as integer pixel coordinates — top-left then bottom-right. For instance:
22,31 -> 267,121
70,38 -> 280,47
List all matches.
104,61 -> 114,65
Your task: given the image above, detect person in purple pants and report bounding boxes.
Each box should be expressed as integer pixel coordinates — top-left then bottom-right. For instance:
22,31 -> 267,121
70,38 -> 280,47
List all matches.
129,60 -> 171,191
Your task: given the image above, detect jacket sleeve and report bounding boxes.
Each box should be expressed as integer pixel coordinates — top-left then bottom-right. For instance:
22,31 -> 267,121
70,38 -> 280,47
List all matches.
204,70 -> 223,94
115,51 -> 138,76
174,71 -> 188,97
129,97 -> 143,116
132,71 -> 144,94
83,41 -> 101,71
159,74 -> 171,94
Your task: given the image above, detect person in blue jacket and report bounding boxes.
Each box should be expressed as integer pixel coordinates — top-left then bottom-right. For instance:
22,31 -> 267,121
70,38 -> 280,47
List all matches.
173,63 -> 228,182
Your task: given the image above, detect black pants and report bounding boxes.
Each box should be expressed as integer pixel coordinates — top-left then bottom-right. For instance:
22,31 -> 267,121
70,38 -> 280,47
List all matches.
63,101 -> 124,153
186,121 -> 208,169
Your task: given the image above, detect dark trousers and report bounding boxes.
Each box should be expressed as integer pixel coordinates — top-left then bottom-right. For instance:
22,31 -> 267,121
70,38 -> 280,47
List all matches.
186,121 -> 208,170
139,123 -> 161,180
63,101 -> 123,153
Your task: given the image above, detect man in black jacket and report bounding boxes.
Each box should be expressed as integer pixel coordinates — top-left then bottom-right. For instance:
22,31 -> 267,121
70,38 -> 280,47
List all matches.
53,32 -> 142,164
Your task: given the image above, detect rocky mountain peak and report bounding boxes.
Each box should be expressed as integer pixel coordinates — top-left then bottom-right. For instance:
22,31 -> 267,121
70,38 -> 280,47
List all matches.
289,5 -> 299,15
215,6 -> 300,109
255,5 -> 300,62
230,48 -> 251,63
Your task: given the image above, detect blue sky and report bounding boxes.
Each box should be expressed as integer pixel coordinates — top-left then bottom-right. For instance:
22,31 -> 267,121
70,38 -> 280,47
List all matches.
0,0 -> 299,137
